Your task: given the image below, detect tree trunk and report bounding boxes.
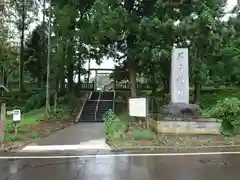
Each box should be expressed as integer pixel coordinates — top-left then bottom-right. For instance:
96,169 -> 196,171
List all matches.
128,60 -> 137,97
67,58 -> 74,95
42,0 -> 46,24
67,64 -> 74,95
37,77 -> 41,88
53,79 -> 59,113
45,0 -> 52,117
60,77 -> 65,94
162,61 -> 170,101
19,0 -> 25,92
3,76 -> 7,86
194,82 -> 201,105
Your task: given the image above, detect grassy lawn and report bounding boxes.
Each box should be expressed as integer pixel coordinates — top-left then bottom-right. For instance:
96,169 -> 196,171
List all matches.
2,105 -> 72,145
6,108 -> 44,126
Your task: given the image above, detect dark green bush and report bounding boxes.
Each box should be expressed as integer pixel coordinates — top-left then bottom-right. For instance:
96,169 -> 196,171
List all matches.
208,97 -> 240,136
24,90 -> 46,112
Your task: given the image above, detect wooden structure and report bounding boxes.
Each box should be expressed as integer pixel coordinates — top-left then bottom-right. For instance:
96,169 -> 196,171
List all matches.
77,82 -> 95,91
78,68 -> 151,91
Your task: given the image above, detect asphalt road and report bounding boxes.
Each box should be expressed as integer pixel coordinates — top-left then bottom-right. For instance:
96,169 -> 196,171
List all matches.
1,151 -> 240,180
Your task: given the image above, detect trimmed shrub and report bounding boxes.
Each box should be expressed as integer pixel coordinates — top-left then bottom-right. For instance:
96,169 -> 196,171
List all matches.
208,97 -> 240,135
104,110 -> 124,140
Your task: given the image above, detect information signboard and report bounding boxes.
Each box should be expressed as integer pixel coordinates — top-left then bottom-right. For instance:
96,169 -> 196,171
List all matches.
13,109 -> 21,122
128,97 -> 148,117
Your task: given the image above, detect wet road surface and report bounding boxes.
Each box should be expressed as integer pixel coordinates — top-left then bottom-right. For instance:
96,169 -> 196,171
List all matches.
1,151 -> 240,180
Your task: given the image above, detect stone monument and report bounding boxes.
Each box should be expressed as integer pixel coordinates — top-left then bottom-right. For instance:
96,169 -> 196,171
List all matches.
162,47 -> 201,117
150,48 -> 221,134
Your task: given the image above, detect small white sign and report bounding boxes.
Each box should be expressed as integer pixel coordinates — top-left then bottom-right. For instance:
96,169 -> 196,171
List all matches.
13,109 -> 21,122
6,111 -> 13,115
129,97 -> 148,117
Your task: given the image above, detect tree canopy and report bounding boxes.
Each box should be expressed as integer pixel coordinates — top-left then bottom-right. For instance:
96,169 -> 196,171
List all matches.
0,0 -> 239,110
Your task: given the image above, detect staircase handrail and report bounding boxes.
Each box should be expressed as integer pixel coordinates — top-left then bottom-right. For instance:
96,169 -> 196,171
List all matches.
89,91 -> 93,100
75,92 -> 91,123
94,91 -> 101,121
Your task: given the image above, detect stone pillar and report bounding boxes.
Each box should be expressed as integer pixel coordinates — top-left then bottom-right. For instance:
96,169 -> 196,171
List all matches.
171,48 -> 189,104
162,48 -> 200,118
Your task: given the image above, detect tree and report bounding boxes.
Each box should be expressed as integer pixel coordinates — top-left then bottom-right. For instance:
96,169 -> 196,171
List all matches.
24,24 -> 47,87
6,0 -> 39,91
0,7 -> 19,87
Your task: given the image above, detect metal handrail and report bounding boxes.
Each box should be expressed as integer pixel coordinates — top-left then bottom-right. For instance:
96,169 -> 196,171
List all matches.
89,91 -> 93,100
75,92 -> 91,123
94,91 -> 101,121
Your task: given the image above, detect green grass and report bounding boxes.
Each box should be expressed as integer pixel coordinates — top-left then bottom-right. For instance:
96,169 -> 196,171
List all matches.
5,108 -> 45,127
2,105 -> 71,142
5,105 -> 70,128
19,108 -> 45,126
132,129 -> 154,140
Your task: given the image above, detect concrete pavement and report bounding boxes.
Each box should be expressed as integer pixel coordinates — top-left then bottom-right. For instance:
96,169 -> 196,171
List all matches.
19,122 -> 111,153
1,152 -> 240,179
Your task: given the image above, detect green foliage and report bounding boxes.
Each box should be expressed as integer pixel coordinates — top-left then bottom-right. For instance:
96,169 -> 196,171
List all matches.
50,105 -> 69,119
24,90 -> 45,112
132,129 -> 154,140
200,89 -> 240,110
4,123 -> 21,142
4,134 -> 21,142
1,0 -> 240,124
4,123 -> 15,134
103,109 -> 124,140
31,129 -> 38,139
24,24 -> 47,85
208,97 -> 240,135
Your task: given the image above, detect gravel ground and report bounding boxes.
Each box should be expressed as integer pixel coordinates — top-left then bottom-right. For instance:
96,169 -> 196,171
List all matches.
111,134 -> 240,148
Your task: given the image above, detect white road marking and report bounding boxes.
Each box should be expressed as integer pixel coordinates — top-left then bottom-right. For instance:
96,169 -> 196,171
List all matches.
21,144 -> 111,151
1,151 -> 240,159
21,139 -> 111,152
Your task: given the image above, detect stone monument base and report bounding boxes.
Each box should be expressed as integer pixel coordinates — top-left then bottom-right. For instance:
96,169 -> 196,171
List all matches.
149,117 -> 221,135
161,103 -> 201,117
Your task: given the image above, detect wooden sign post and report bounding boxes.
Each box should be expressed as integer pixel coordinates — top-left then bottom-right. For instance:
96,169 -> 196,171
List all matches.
0,103 -> 6,142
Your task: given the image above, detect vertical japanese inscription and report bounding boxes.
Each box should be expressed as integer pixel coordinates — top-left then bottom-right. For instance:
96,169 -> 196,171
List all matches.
171,48 -> 189,104
176,51 -> 184,97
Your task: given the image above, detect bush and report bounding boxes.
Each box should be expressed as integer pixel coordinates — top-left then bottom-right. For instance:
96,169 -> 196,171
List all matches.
132,129 -> 154,140
24,90 -> 46,112
208,97 -> 240,135
104,110 -> 124,140
50,105 -> 69,119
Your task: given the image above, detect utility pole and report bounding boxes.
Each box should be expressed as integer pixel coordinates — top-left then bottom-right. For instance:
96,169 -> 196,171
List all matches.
45,0 -> 51,117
